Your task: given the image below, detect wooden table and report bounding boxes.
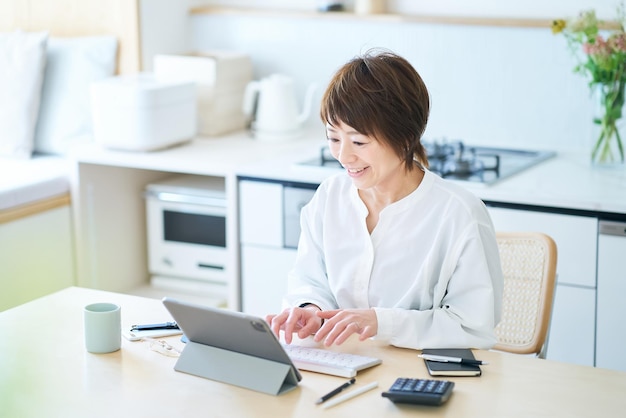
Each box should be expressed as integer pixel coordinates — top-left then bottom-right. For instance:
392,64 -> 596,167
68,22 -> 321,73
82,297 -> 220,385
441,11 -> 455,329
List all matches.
1,287 -> 625,417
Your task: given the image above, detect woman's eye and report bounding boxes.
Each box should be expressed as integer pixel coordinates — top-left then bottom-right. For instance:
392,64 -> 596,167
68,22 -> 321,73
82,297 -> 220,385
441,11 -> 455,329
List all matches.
326,137 -> 339,143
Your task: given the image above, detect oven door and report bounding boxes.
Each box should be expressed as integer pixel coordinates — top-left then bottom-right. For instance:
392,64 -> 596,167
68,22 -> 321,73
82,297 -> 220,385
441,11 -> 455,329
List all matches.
146,193 -> 227,283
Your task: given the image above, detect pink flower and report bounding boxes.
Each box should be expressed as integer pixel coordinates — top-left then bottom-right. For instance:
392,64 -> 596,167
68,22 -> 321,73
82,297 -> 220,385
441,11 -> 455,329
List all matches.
608,32 -> 626,52
584,35 -> 611,58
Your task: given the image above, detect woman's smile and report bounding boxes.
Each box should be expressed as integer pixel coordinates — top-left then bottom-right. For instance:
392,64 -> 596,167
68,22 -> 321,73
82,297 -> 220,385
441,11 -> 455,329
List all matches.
346,166 -> 368,176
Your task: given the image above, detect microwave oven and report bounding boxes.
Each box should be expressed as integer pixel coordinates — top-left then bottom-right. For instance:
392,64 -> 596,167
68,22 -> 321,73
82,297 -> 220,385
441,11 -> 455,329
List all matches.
145,175 -> 227,289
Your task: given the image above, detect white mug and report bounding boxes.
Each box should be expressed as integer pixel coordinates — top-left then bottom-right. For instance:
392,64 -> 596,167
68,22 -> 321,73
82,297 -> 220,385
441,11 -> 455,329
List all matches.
84,303 -> 121,353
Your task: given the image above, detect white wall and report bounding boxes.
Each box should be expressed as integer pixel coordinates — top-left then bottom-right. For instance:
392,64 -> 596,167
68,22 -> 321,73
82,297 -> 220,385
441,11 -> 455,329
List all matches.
190,13 -> 600,150
140,0 -> 624,151
140,0 -> 193,71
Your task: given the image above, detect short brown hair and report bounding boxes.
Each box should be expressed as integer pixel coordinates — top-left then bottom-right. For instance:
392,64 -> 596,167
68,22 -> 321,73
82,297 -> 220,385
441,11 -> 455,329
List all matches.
320,49 -> 430,169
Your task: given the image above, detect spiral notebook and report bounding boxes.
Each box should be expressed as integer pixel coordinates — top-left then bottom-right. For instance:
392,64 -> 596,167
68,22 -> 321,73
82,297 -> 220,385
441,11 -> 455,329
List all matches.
421,348 -> 482,377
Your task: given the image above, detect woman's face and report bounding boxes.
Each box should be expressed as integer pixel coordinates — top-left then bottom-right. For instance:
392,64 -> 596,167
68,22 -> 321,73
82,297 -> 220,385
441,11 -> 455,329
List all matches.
326,120 -> 405,191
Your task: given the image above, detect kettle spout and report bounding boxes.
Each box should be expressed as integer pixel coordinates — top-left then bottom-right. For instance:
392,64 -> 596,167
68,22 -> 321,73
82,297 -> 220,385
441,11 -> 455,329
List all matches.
297,83 -> 318,125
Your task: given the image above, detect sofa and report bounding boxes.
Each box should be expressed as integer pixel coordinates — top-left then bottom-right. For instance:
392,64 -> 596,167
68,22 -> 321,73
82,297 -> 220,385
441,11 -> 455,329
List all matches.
0,31 -> 118,310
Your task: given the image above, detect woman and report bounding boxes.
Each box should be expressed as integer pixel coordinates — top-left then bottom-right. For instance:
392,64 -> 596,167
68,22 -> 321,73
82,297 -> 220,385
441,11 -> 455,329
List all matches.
267,49 -> 503,351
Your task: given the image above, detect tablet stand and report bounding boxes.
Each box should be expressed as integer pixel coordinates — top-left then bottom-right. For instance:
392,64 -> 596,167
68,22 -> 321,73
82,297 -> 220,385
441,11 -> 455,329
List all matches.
174,341 -> 299,395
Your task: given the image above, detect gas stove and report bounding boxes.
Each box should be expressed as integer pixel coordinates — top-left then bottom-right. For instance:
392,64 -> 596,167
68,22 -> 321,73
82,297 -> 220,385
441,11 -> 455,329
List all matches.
297,140 -> 556,185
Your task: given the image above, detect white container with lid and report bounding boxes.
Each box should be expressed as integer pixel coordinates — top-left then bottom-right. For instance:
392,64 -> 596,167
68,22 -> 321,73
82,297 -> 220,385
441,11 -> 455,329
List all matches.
90,74 -> 196,151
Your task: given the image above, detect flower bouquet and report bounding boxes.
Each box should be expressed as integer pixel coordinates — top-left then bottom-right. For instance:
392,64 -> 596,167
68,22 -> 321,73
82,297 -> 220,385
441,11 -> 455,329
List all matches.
553,6 -> 626,166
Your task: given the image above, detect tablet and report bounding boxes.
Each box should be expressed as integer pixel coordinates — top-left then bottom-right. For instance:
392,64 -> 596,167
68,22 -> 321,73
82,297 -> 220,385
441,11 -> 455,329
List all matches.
162,297 -> 302,393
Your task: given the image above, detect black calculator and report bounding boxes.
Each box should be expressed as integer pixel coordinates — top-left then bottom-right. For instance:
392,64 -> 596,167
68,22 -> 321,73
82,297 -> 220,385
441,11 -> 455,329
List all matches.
381,378 -> 454,406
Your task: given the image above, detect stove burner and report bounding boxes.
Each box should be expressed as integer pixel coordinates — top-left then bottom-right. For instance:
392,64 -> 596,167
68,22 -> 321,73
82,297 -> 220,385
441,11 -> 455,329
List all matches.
425,140 -> 501,180
297,139 -> 555,185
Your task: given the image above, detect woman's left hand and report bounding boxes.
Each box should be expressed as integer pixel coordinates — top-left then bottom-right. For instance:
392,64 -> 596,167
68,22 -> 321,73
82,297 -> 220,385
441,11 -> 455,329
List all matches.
313,308 -> 378,346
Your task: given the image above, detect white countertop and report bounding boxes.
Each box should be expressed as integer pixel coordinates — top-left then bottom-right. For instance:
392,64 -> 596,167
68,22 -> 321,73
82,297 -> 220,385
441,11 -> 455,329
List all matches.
71,130 -> 325,177
72,130 -> 626,215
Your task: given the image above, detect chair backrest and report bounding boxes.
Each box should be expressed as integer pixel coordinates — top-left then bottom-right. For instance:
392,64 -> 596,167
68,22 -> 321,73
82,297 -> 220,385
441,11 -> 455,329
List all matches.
493,232 -> 558,358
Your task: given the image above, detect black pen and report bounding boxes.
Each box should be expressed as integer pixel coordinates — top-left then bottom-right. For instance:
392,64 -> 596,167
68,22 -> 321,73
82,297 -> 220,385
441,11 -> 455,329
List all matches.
130,322 -> 179,331
315,378 -> 356,405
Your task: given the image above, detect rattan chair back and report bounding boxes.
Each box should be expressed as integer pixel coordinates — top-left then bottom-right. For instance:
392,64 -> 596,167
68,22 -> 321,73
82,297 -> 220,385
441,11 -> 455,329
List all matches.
493,232 -> 558,358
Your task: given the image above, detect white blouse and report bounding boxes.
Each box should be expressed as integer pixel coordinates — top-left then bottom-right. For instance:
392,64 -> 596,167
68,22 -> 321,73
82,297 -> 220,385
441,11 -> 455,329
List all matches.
284,169 -> 503,350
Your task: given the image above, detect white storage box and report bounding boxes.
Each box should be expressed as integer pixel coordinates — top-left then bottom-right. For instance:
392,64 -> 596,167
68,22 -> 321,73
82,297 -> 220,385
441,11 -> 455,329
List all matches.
90,74 -> 196,151
153,51 -> 252,136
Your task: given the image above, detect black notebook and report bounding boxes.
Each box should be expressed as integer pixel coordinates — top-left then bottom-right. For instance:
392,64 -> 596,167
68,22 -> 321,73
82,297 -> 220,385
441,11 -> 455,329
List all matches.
421,348 -> 482,377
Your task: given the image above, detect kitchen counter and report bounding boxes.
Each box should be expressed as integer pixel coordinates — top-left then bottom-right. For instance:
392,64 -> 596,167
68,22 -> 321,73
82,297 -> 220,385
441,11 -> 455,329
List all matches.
70,130 -> 326,178
72,129 -> 626,216
235,136 -> 626,217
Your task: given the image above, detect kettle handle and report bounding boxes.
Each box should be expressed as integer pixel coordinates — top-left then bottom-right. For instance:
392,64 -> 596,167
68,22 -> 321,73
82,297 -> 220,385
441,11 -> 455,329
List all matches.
297,82 -> 319,125
242,80 -> 261,118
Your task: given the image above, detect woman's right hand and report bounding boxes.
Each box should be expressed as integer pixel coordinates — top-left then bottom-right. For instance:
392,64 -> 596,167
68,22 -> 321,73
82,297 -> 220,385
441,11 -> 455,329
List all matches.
266,305 -> 324,344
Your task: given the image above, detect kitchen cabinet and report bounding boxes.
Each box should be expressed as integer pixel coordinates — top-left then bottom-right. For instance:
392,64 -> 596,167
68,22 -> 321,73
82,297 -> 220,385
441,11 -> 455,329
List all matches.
241,246 -> 297,317
72,131 -> 320,310
548,285 -> 596,365
73,163 -> 241,307
238,178 -> 316,316
239,180 -> 283,247
487,206 -> 598,288
487,206 -> 598,366
238,179 -> 285,315
596,222 -> 626,372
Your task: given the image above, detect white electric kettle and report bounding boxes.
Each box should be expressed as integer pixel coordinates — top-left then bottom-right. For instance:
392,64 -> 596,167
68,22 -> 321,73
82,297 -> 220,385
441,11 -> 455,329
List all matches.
242,74 -> 316,141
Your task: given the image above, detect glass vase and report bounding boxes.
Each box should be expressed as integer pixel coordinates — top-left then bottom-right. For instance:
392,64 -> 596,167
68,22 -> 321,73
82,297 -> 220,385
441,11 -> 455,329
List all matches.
591,81 -> 625,167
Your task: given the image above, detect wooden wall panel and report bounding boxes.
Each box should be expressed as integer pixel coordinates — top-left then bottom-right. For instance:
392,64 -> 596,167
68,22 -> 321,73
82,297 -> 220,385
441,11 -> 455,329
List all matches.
0,0 -> 141,73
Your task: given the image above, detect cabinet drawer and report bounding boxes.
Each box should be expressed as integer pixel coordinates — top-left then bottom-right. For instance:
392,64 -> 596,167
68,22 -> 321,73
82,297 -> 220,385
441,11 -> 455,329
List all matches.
596,232 -> 626,371
487,207 -> 597,288
546,284 -> 596,366
241,246 -> 297,317
239,180 -> 283,246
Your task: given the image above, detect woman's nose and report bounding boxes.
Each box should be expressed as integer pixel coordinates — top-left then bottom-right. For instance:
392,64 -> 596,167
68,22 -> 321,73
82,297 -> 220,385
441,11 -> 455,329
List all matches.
336,144 -> 355,164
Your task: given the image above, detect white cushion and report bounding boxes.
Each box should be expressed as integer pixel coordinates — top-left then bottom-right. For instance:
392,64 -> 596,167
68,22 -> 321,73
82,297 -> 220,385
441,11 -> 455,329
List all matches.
0,31 -> 48,159
0,155 -> 72,211
0,155 -> 70,211
34,36 -> 118,155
